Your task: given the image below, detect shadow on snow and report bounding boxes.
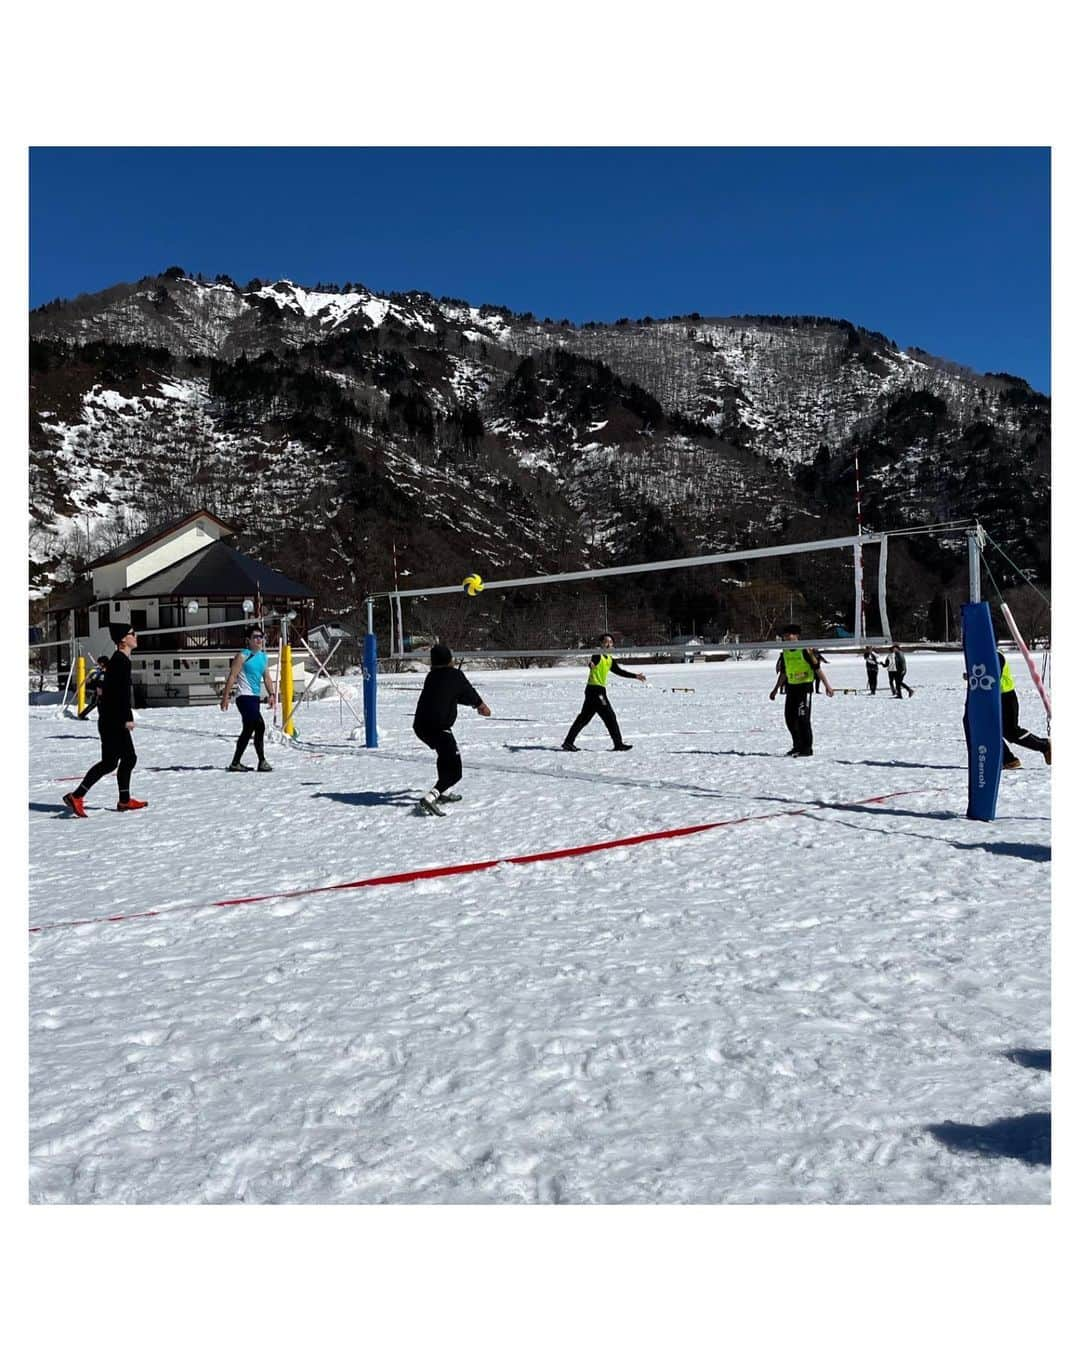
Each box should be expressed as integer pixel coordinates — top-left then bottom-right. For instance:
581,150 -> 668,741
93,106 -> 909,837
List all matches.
926,1113 -> 1049,1166
311,790 -> 418,810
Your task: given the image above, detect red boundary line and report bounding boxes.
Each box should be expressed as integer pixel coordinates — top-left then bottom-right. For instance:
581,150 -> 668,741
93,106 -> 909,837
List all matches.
29,787 -> 944,934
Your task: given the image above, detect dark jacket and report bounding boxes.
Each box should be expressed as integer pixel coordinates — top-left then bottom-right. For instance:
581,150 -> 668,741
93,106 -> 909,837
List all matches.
97,651 -> 134,726
413,666 -> 483,732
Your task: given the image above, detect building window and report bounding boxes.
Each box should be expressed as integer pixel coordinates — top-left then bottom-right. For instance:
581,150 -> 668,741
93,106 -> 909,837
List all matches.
153,660 -> 160,672
199,659 -> 210,672
98,604 -> 109,629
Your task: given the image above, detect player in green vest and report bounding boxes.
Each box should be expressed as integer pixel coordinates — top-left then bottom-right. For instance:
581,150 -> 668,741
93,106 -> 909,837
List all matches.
997,651 -> 1051,768
768,623 -> 834,756
562,633 -> 646,751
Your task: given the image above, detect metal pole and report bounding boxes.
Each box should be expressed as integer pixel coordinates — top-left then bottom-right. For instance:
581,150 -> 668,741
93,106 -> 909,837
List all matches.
853,445 -> 867,640
968,528 -> 982,603
1001,603 -> 1052,721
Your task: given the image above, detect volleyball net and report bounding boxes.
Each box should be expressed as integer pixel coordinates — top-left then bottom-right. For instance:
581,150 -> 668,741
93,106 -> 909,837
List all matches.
376,531 -> 893,664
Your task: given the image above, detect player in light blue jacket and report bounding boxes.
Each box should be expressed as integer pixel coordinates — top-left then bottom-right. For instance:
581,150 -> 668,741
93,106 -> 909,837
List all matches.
220,626 -> 277,771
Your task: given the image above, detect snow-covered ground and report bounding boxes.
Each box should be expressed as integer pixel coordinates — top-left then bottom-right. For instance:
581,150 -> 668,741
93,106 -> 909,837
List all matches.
28,653 -> 1050,1204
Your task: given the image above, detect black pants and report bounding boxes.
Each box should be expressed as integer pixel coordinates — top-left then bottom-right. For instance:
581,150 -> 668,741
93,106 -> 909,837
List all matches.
564,685 -> 625,748
77,723 -> 137,800
784,685 -> 814,753
1002,690 -> 1049,758
232,695 -> 266,764
866,667 -> 878,694
888,672 -> 913,697
414,725 -> 462,793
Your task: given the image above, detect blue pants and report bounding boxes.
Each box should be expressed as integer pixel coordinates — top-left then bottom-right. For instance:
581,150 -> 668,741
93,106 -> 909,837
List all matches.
233,695 -> 266,763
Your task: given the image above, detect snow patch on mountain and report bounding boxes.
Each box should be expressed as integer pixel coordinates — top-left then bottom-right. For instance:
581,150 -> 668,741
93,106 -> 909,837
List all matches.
255,283 -> 372,327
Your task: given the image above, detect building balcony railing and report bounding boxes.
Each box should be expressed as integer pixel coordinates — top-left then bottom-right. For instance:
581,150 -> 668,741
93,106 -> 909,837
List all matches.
133,629 -> 246,652
133,626 -> 306,653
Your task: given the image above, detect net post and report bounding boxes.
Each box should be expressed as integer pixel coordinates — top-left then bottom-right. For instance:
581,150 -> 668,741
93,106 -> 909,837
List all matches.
75,654 -> 87,716
877,535 -> 892,644
962,600 -> 1003,821
363,597 -> 378,748
282,647 -> 295,736
967,527 -> 983,603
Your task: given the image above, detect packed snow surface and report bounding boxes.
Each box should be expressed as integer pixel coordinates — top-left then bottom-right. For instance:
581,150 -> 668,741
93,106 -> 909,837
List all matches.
28,654 -> 1050,1203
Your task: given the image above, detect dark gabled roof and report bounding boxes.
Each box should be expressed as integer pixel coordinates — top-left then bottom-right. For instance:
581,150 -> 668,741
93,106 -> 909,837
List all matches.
88,510 -> 236,568
116,540 -> 315,600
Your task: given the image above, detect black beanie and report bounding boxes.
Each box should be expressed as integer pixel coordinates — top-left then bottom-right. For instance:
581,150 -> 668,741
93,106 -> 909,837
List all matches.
109,622 -> 135,644
430,644 -> 453,667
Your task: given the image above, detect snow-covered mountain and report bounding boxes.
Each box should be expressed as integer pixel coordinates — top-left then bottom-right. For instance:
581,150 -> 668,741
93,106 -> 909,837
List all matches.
29,271 -> 1049,636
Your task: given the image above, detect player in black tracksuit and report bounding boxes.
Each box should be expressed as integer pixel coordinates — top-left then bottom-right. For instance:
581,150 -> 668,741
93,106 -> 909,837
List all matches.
768,623 -> 835,756
413,644 -> 491,816
63,622 -> 148,815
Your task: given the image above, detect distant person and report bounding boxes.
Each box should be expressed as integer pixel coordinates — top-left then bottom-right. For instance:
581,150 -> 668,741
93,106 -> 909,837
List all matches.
413,644 -> 491,816
811,649 -> 830,693
884,644 -> 914,698
769,623 -> 834,756
562,633 -> 646,751
863,648 -> 881,695
63,623 -> 146,815
77,655 -> 110,719
997,650 -> 1051,769
221,626 -> 277,771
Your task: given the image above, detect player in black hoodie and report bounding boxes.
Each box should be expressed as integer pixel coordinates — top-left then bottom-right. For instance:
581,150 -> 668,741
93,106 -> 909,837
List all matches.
413,644 -> 491,816
63,622 -> 148,816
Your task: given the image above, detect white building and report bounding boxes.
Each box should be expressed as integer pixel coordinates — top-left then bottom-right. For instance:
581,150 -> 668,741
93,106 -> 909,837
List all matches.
43,510 -> 315,706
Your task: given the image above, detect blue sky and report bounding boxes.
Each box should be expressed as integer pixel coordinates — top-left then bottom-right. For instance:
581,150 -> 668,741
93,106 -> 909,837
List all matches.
29,147 -> 1050,392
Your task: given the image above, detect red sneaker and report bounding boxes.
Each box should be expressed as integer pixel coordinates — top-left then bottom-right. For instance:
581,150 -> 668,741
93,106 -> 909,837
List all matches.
117,798 -> 148,811
62,792 -> 87,818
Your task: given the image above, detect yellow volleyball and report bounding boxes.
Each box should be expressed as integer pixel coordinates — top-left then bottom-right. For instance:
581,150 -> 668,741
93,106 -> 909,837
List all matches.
462,573 -> 484,597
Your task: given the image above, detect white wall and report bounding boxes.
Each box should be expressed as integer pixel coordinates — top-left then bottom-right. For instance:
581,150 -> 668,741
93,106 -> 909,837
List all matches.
126,521 -> 224,588
91,516 -> 231,598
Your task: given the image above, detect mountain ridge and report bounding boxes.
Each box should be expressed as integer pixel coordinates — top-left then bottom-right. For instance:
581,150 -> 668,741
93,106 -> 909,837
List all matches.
29,270 -> 1050,642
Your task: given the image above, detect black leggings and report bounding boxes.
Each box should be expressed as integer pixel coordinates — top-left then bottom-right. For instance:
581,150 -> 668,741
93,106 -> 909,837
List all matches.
1002,690 -> 1049,757
77,724 -> 137,800
565,685 -> 625,747
784,685 -> 814,753
233,695 -> 266,763
414,726 -> 462,793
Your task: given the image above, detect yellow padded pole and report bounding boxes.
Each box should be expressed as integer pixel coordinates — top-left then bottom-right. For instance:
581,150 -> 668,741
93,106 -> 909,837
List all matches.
282,644 -> 294,736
